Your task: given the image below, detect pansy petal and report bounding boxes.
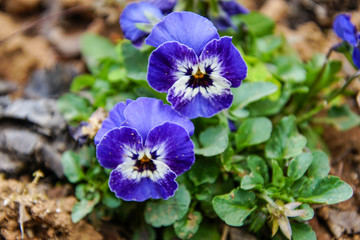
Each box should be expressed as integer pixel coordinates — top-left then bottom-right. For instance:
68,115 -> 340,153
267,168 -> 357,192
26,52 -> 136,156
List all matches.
145,122 -> 195,175
167,75 -> 233,118
96,127 -> 143,169
200,37 -> 247,87
219,0 -> 250,16
120,2 -> 164,46
353,47 -> 360,69
147,41 -> 198,92
333,14 -> 358,46
145,11 -> 220,55
94,100 -> 132,145
123,97 -> 194,140
147,0 -> 177,14
109,161 -> 178,201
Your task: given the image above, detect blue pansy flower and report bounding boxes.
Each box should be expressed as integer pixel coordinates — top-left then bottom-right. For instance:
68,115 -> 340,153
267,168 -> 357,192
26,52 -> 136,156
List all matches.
148,0 -> 177,14
213,0 -> 250,30
333,14 -> 360,69
95,97 -> 195,201
146,11 -> 247,119
120,1 -> 164,47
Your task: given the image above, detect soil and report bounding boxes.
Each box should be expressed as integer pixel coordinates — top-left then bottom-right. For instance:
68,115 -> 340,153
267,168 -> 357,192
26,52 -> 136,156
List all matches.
0,0 -> 360,239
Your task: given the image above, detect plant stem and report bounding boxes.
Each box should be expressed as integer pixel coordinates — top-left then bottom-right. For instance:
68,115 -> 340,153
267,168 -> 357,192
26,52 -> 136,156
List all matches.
295,47 -> 334,114
326,70 -> 360,102
258,193 -> 277,209
297,70 -> 360,124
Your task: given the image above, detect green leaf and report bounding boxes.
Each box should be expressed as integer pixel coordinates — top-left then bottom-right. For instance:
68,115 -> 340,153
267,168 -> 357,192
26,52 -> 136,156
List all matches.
80,34 -> 117,72
247,84 -> 292,117
57,93 -> 92,122
61,151 -> 84,183
241,173 -> 264,190
287,153 -> 313,181
231,82 -> 278,109
133,224 -> 156,240
247,155 -> 269,183
188,222 -> 221,240
121,41 -> 149,80
188,158 -> 219,186
327,105 -> 360,131
174,211 -> 202,239
195,126 -> 228,156
75,184 -> 87,200
291,222 -> 316,240
294,204 -> 314,221
231,12 -> 275,37
230,108 -> 249,119
212,188 -> 257,226
107,68 -> 127,83
102,192 -> 121,208
271,160 -> 285,188
265,116 -> 307,159
298,176 -> 353,204
145,186 -> 191,227
307,150 -> 330,178
256,35 -> 284,60
71,196 -> 100,223
273,56 -> 306,83
235,117 -> 272,150
70,74 -> 95,92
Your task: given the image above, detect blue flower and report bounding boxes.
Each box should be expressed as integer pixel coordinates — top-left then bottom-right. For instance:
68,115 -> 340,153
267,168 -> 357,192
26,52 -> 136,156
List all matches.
95,97 -> 195,201
212,0 -> 250,30
119,1 -> 164,47
333,14 -> 360,69
147,0 -> 177,14
146,12 -> 247,119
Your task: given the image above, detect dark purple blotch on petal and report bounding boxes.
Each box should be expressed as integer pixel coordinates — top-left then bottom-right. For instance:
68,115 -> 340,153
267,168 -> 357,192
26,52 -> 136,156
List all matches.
145,122 -> 195,175
200,36 -> 247,87
96,127 -> 143,169
147,41 -> 198,92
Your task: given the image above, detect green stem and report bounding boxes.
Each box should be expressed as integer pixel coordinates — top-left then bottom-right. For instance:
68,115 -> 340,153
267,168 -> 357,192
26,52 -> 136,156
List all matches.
297,70 -> 360,124
295,48 -> 334,114
326,70 -> 360,102
257,193 -> 277,209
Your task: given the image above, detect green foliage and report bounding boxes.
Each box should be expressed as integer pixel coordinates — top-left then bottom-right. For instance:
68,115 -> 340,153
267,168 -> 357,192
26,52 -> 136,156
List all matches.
145,186 -> 191,227
265,116 -> 307,160
212,188 -> 256,226
235,117 -> 272,150
57,4 -> 357,239
195,126 -> 228,156
174,211 -> 202,239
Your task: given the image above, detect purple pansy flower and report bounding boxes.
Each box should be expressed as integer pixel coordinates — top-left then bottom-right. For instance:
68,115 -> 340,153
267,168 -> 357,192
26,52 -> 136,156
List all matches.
333,14 -> 360,69
148,0 -> 177,14
146,12 -> 247,119
213,0 -> 250,30
120,1 -> 164,47
95,97 -> 195,201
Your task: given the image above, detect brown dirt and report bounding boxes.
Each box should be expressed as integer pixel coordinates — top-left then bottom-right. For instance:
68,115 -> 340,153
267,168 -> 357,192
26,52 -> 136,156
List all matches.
0,172 -> 103,240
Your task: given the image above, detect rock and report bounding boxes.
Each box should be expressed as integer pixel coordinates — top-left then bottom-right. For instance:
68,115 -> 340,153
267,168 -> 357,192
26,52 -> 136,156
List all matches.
0,98 -> 74,178
318,207 -> 360,238
0,81 -> 17,96
24,64 -> 78,99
